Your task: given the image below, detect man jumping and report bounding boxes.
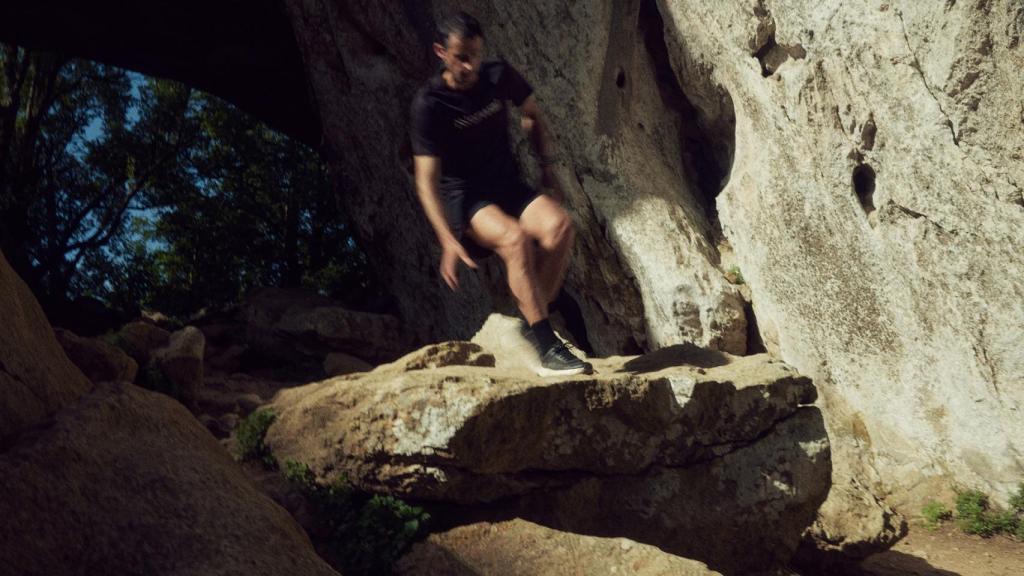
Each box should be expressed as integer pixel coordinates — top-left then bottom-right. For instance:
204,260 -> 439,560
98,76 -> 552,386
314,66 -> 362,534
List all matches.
410,11 -> 592,376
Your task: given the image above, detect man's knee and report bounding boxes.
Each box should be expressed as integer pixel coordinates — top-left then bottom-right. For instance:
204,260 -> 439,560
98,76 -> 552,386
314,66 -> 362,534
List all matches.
539,212 -> 574,250
493,225 -> 530,259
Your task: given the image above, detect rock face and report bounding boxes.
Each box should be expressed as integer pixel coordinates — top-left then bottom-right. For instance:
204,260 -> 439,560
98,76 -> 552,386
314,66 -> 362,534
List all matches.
0,250 -> 91,439
0,382 -> 338,576
265,336 -> 830,573
395,518 -> 721,576
657,0 -> 1024,511
278,0 -> 746,355
54,328 -> 139,384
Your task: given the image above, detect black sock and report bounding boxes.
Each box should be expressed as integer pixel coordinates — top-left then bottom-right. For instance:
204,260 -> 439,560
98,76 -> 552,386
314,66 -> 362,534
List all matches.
530,319 -> 557,351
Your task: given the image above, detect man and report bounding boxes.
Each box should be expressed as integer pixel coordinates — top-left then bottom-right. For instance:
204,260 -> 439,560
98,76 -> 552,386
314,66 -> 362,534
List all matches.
410,12 -> 592,376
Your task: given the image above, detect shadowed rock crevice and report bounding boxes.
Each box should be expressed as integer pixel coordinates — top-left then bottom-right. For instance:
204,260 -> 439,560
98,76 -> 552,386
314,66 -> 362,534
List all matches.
639,0 -> 735,241
743,301 -> 768,355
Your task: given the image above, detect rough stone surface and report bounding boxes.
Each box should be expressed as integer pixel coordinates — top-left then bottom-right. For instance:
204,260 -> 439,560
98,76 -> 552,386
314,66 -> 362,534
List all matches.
266,337 -> 829,572
395,518 -> 721,576
54,328 -> 138,384
0,250 -> 91,439
0,382 -> 338,576
383,341 -> 496,372
153,326 -> 206,402
794,474 -> 907,571
655,0 -> 1024,534
243,286 -> 407,364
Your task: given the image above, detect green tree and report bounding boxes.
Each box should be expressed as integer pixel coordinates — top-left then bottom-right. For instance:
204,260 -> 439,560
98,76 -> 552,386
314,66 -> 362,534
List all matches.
2,44 -> 377,322
0,43 -> 193,314
130,86 -> 376,317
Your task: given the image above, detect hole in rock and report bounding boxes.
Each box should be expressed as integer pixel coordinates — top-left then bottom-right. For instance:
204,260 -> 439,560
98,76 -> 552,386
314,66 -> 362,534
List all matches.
615,67 -> 626,89
852,164 -> 877,214
753,30 -> 806,77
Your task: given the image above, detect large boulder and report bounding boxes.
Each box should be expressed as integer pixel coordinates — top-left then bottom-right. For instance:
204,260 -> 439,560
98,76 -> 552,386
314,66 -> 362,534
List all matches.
0,381 -> 337,576
395,518 -> 721,576
114,320 -> 172,368
265,337 -> 830,573
153,326 -> 206,403
54,328 -> 139,384
0,253 -> 335,574
0,250 -> 91,439
243,287 -> 407,365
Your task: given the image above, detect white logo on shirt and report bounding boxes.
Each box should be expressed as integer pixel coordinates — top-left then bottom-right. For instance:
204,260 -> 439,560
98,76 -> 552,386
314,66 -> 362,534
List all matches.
453,100 -> 502,129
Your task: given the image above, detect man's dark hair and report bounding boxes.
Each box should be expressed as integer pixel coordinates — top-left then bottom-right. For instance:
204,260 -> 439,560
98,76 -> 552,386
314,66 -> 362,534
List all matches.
436,11 -> 483,46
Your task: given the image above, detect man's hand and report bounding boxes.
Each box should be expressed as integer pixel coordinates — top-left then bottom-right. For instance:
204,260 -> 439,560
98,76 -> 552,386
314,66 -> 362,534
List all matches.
541,164 -> 564,203
440,238 -> 478,290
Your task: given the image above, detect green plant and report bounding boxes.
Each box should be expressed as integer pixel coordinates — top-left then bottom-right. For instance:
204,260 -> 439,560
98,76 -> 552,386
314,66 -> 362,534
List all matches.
956,489 -> 997,536
954,487 -> 1022,538
347,495 -> 429,573
282,459 -> 430,575
921,500 -> 952,530
235,410 -> 277,468
282,458 -> 316,487
727,265 -> 745,285
1012,483 -> 1024,540
136,362 -> 179,399
1009,482 -> 1024,514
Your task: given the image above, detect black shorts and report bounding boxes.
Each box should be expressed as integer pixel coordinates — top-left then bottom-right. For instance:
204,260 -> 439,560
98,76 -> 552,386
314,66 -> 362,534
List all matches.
443,180 -> 542,258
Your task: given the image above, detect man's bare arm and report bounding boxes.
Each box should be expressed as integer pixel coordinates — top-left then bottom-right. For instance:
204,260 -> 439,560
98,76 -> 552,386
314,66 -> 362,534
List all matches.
414,155 -> 458,245
519,95 -> 555,161
518,95 -> 563,201
413,154 -> 476,289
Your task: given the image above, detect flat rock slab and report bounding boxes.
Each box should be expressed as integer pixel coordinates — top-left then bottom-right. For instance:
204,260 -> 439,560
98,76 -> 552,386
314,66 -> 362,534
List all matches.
266,340 -> 829,572
395,518 -> 721,576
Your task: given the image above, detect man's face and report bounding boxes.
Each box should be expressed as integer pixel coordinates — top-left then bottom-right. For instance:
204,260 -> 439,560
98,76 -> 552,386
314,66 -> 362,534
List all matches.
434,33 -> 483,90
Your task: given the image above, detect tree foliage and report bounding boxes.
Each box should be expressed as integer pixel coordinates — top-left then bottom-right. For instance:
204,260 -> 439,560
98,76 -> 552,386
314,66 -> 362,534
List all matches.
1,43 -> 377,322
0,44 -> 191,311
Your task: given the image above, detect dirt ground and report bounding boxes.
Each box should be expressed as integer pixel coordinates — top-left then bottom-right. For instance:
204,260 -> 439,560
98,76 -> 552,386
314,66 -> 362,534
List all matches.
855,524 -> 1024,576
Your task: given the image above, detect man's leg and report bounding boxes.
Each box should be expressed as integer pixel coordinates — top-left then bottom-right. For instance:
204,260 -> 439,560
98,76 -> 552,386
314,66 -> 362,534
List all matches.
466,204 -> 547,324
518,195 -> 574,305
468,199 -> 591,376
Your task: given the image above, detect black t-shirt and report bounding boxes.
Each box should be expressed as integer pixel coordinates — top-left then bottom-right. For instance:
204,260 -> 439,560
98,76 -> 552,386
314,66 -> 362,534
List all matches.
410,60 -> 533,194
